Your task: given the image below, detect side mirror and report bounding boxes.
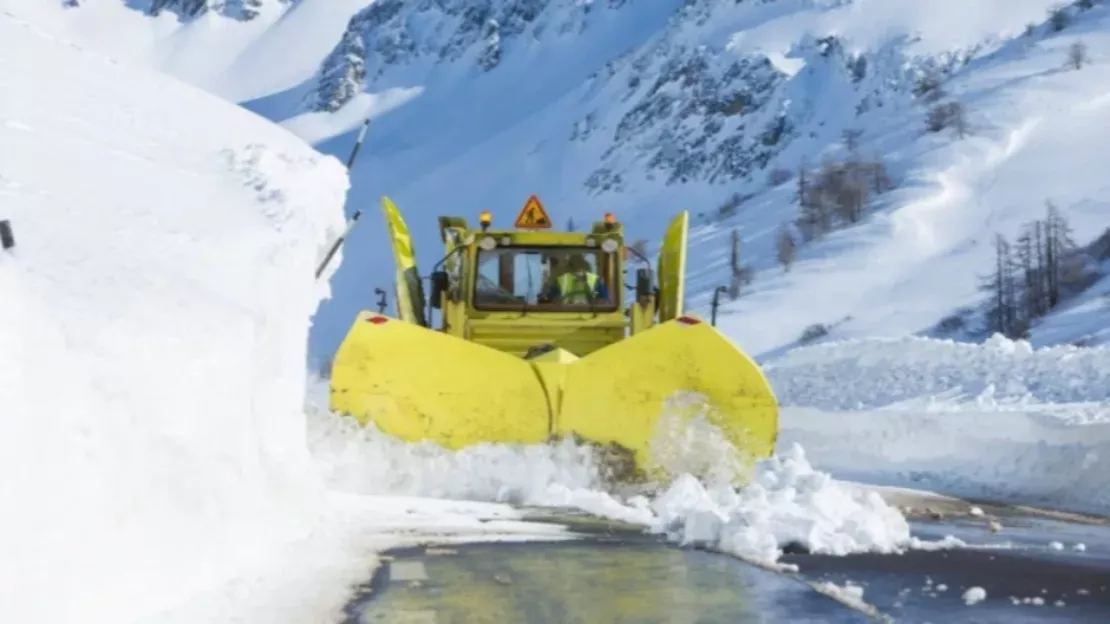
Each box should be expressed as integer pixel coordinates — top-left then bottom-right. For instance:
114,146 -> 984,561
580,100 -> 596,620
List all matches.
635,268 -> 653,301
429,271 -> 449,309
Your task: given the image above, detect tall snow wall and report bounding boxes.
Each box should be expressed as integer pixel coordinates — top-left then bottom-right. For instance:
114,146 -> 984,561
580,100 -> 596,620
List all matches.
0,13 -> 348,623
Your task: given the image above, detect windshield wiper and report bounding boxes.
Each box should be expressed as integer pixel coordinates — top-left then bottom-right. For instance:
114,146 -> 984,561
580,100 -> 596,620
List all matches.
584,283 -> 602,319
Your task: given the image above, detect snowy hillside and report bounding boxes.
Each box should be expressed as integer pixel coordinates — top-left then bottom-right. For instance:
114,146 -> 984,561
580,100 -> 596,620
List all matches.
0,10 -> 349,622
32,0 -> 1109,362
291,0 -> 1110,361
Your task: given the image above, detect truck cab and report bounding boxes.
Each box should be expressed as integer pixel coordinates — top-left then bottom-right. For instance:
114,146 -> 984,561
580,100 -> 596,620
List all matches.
380,195 -> 686,360
432,214 -> 644,358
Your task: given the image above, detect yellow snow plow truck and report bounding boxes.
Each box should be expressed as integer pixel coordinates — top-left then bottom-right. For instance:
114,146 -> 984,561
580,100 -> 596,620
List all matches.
328,195 -> 778,483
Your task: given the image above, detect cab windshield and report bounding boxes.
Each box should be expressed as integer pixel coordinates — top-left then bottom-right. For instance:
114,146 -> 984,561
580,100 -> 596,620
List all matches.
473,246 -> 617,311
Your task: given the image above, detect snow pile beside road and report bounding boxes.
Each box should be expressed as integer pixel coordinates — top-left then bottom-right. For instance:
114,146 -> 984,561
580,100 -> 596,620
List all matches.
0,13 -> 347,623
766,334 -> 1110,412
768,334 -> 1110,514
782,408 -> 1110,515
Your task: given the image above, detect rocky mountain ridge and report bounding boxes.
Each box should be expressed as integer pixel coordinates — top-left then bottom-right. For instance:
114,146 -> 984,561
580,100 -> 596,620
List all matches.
308,0 -> 636,112
137,0 -> 291,21
306,0 -> 984,196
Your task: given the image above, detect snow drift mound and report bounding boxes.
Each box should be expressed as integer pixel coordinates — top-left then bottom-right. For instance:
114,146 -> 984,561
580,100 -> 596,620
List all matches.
769,335 -> 1110,514
646,443 -> 945,566
784,407 -> 1110,516
766,334 -> 1110,411
0,13 -> 347,623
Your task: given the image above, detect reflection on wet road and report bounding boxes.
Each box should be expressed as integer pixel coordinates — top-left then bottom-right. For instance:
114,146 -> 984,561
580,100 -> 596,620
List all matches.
345,508 -> 1110,623
348,541 -> 867,623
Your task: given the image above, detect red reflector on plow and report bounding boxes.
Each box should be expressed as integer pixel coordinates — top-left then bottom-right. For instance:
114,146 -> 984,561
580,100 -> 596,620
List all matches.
366,316 -> 388,324
676,316 -> 700,325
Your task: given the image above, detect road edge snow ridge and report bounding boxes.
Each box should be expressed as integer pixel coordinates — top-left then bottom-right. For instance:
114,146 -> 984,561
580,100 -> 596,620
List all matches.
765,333 -> 1110,411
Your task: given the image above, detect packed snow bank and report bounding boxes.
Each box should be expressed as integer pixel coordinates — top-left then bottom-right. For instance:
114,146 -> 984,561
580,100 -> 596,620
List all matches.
765,334 -> 1110,413
781,407 -> 1110,516
768,335 -> 1110,514
0,12 -> 347,624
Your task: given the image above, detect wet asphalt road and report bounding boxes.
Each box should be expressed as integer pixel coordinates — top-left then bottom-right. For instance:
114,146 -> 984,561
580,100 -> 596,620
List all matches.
344,506 -> 1110,623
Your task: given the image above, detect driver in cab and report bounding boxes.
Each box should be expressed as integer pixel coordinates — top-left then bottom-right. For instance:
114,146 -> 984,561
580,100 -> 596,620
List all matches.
542,253 -> 608,304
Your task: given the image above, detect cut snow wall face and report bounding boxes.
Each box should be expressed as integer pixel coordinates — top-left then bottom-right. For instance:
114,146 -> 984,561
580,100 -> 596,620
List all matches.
0,12 -> 348,623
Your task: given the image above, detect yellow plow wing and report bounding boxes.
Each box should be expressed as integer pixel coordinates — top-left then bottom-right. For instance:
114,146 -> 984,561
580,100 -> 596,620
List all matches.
557,315 -> 777,481
330,312 -> 777,483
381,197 -> 428,327
330,312 -> 550,445
657,211 -> 688,323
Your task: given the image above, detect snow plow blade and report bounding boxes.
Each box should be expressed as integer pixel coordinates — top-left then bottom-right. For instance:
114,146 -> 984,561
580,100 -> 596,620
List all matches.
330,311 -> 551,446
555,315 -> 777,479
329,311 -> 777,481
326,195 -> 779,484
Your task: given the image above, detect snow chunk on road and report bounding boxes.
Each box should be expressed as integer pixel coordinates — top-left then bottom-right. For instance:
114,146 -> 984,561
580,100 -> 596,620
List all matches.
0,12 -> 347,624
963,586 -> 987,605
813,581 -> 869,612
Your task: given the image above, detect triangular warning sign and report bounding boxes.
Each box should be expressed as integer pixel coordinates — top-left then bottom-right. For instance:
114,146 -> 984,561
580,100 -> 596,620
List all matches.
514,194 -> 552,229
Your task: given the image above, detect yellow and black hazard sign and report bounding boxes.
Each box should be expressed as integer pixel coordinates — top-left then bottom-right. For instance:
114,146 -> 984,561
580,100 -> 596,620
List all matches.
514,194 -> 552,229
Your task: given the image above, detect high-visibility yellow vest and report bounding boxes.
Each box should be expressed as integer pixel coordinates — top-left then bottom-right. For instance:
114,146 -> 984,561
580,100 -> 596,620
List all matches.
557,272 -> 598,303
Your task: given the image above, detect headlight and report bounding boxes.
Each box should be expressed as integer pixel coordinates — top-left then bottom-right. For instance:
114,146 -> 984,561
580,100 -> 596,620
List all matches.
601,238 -> 619,253
463,232 -> 476,245
500,236 -> 512,246
479,236 -> 497,250
585,237 -> 597,247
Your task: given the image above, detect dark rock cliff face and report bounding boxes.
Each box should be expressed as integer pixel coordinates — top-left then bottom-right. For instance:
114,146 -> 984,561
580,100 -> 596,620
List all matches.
304,0 -> 985,195
305,0 -> 635,113
572,0 -> 804,194
573,0 -> 983,196
144,0 -> 289,21
584,46 -> 790,193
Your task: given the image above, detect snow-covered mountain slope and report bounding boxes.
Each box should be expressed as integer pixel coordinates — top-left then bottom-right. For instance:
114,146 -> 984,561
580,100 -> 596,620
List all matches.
0,10 -> 350,622
293,0 -> 1110,362
1030,261 -> 1110,347
33,0 -> 1110,363
8,0 -> 371,102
